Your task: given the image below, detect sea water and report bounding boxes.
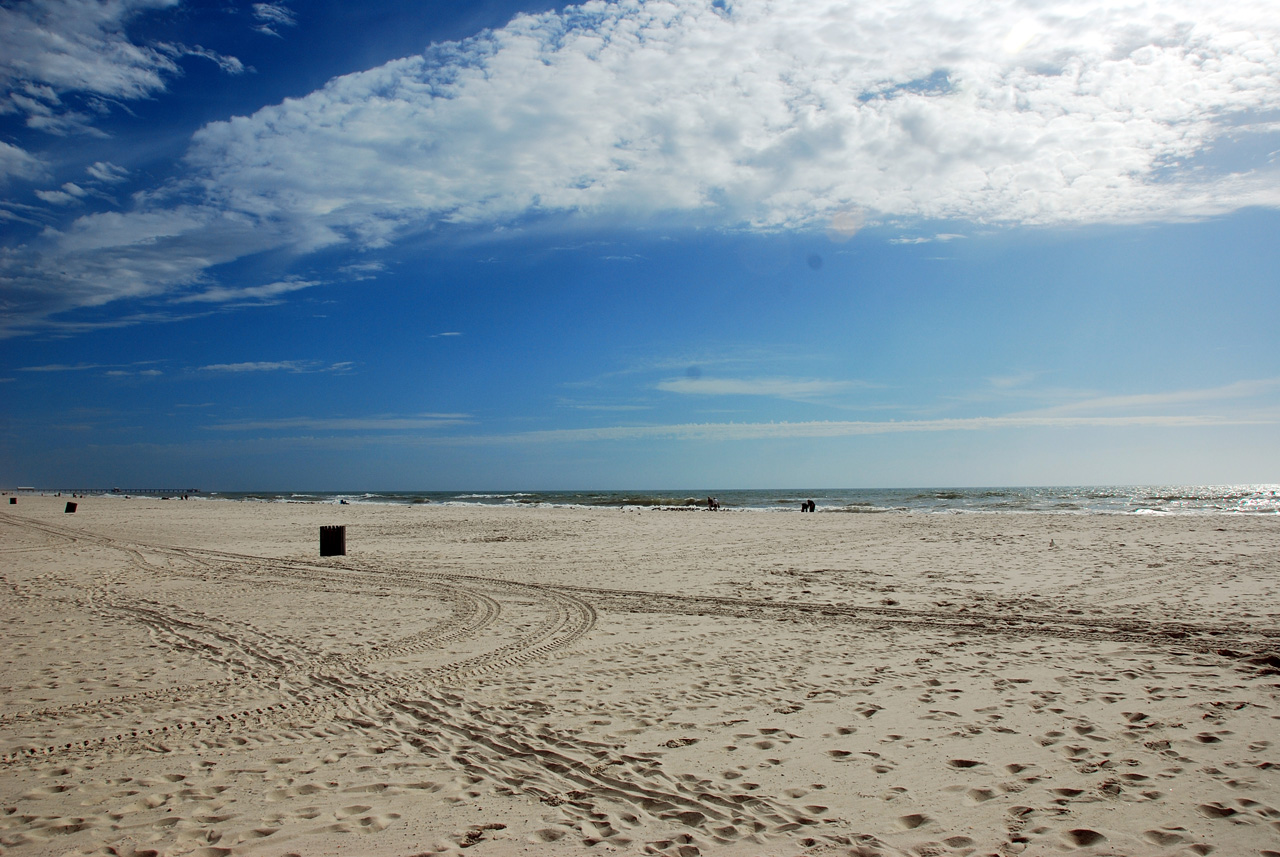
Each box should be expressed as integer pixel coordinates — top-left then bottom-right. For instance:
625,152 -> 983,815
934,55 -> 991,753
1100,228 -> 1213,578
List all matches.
196,485 -> 1280,514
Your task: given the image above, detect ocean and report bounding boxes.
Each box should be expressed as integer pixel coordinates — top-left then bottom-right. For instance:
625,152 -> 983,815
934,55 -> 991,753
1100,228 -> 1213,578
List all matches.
191,485 -> 1280,515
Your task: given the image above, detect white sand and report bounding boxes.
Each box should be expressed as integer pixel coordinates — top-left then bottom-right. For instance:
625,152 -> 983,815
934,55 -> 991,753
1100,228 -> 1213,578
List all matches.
2,496 -> 1278,857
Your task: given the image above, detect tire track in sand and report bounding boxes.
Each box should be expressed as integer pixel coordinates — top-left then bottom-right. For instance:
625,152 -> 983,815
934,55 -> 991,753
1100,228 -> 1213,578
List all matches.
0,514 -> 597,766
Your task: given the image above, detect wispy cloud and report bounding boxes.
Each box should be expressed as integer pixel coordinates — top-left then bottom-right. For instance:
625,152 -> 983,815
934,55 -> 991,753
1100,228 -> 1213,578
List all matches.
19,362 -> 103,372
252,2 -> 297,37
230,411 -> 1272,450
86,161 -> 129,183
0,0 -> 243,135
657,376 -> 859,399
557,399 -> 652,412
105,368 -> 163,377
208,414 -> 470,432
1021,378 -> 1280,416
34,182 -> 89,205
19,360 -> 163,375
451,413 -> 1276,446
986,371 -> 1041,390
889,233 -> 966,245
198,360 -> 351,374
174,278 -> 321,304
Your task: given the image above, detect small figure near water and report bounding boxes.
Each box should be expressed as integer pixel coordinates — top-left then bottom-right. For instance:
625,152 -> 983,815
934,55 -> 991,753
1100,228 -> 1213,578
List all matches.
801,499 -> 816,513
707,497 -> 720,510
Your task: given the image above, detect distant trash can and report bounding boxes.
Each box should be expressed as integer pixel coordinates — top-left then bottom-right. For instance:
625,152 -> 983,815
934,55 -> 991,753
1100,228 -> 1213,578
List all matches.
320,525 -> 346,556
8,497 -> 15,504
65,502 -> 77,513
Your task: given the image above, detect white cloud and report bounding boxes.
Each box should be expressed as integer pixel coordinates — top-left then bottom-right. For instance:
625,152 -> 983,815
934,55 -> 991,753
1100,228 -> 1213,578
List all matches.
34,181 -> 89,204
19,362 -> 102,372
208,413 -> 470,431
34,189 -> 75,205
0,0 -> 181,98
0,205 -> 294,336
172,44 -> 245,76
87,161 -> 130,183
4,0 -> 1280,332
1023,378 -> 1280,415
174,278 -> 320,304
461,412 -> 1277,445
198,360 -> 346,373
252,2 -> 297,37
0,0 -> 242,134
890,233 -> 965,245
986,371 -> 1040,390
0,140 -> 46,183
657,376 -> 856,398
19,360 -> 163,374
180,0 -> 1280,239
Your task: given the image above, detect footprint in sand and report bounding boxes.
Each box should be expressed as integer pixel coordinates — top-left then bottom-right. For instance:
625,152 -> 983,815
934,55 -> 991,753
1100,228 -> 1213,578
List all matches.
1061,828 -> 1107,847
1143,828 -> 1188,846
948,758 -> 984,769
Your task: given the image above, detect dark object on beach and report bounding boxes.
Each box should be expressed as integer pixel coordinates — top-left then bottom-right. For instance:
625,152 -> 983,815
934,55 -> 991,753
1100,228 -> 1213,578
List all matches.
8,497 -> 14,504
801,500 -> 815,512
65,502 -> 77,513
320,525 -> 346,556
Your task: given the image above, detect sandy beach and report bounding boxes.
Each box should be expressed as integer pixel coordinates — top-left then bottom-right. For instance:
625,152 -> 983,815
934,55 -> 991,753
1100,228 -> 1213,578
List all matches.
1,496 -> 1278,857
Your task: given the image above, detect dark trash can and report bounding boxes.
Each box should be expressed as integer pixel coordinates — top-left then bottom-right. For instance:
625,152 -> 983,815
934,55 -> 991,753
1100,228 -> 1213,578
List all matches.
320,525 -> 346,556
8,497 -> 15,504
65,502 -> 77,513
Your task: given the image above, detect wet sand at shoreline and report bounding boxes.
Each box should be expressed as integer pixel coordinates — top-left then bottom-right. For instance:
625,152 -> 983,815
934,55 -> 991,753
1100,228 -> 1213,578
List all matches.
2,497 -> 1278,856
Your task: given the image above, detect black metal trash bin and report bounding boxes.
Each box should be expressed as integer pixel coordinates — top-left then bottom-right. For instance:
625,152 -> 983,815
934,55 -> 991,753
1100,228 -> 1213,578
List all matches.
320,525 -> 346,556
65,502 -> 77,513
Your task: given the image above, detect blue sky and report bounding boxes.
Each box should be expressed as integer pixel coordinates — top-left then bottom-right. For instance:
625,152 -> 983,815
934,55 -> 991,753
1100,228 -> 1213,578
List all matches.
2,0 -> 1278,490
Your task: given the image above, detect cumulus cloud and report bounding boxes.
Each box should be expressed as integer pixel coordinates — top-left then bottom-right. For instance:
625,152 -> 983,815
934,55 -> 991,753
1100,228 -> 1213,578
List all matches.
182,0 -> 1280,237
4,0 -> 1280,333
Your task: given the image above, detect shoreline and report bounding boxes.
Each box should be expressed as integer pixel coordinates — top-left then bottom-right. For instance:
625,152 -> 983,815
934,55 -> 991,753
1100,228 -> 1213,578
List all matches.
8,482 -> 1278,516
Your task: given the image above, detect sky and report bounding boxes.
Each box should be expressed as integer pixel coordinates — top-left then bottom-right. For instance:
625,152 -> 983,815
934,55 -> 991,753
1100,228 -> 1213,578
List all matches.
1,0 -> 1278,491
